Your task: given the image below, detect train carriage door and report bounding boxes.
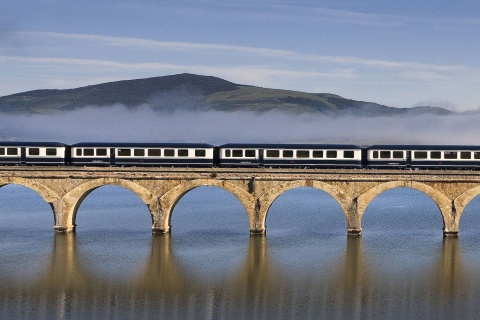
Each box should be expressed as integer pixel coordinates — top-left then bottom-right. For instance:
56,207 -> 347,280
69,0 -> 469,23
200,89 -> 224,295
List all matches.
361,148 -> 368,167
110,148 -> 115,165
213,147 -> 220,167
21,148 -> 27,164
258,149 -> 264,166
406,151 -> 412,168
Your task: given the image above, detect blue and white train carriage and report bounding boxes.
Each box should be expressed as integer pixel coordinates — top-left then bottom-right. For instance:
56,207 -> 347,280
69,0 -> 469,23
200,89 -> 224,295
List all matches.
70,143 -> 215,167
218,144 -> 363,168
366,145 -> 480,169
0,142 -> 69,165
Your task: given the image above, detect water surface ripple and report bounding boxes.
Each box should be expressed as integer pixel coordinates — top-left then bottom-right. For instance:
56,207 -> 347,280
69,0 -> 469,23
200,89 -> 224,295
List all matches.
1,185 -> 480,319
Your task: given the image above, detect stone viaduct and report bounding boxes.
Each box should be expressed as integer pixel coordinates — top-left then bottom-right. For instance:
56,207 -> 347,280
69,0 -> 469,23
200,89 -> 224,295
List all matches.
1,166 -> 480,236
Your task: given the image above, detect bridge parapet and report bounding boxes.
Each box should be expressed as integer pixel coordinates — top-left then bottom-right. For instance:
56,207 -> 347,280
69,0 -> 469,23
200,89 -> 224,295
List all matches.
1,167 -> 480,236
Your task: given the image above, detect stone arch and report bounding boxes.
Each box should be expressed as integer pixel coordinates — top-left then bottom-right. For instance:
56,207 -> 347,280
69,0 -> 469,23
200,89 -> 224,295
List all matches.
158,179 -> 255,233
0,177 -> 60,203
0,177 -> 60,225
356,181 -> 452,233
59,178 -> 155,232
257,180 -> 353,232
453,185 -> 480,231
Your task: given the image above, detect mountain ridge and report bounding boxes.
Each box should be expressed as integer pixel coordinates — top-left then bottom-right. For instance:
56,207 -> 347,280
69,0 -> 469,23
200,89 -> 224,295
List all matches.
0,73 -> 453,116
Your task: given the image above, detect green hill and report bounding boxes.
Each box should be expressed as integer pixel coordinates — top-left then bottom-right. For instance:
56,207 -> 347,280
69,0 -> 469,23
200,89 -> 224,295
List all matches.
0,73 -> 452,116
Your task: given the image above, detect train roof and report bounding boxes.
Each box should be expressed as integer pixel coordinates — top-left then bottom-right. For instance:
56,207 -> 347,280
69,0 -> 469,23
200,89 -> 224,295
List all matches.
219,143 -> 362,149
71,142 -> 214,148
0,142 -> 67,147
367,145 -> 480,150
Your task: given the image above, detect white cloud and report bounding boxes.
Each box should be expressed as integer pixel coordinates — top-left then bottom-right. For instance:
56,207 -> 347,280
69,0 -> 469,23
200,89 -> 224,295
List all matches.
16,31 -> 294,57
0,55 -> 179,69
12,31 -> 470,75
278,4 -> 404,27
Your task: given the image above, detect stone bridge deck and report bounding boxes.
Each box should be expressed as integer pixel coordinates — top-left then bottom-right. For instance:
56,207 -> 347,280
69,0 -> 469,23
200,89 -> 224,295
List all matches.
1,166 -> 480,236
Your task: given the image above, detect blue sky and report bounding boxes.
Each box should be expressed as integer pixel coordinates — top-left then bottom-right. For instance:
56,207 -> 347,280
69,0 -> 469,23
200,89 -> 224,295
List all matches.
1,0 -> 480,111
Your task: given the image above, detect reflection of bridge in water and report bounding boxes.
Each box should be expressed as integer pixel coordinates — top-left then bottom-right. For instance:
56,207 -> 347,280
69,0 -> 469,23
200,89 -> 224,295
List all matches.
1,234 -> 480,318
2,167 -> 480,236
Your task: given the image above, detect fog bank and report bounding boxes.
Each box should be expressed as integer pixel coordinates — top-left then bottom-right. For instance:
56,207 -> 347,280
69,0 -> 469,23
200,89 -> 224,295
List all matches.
1,105 -> 479,146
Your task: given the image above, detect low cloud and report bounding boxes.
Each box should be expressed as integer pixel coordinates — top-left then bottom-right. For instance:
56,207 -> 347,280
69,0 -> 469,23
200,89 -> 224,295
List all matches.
1,105 -> 480,146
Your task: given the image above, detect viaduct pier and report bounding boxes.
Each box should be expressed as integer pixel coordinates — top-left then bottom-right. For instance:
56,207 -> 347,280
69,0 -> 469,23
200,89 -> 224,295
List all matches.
1,166 -> 480,236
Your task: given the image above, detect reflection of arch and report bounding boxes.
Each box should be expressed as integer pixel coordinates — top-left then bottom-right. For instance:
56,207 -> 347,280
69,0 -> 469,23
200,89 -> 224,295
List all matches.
159,179 -> 254,233
0,177 -> 60,224
29,233 -> 92,292
226,236 -> 283,311
454,186 -> 480,230
357,181 -> 452,233
257,180 -> 352,231
27,233 -> 188,304
134,234 -> 194,294
61,178 -> 155,231
424,238 -> 467,317
327,237 -> 369,311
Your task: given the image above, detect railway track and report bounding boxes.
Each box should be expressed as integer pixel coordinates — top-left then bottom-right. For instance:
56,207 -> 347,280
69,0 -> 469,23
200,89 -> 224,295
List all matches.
2,165 -> 480,180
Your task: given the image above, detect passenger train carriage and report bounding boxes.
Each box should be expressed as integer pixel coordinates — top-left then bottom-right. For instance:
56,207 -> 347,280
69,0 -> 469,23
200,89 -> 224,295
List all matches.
0,142 -> 68,165
366,145 -> 480,169
71,143 -> 215,167
2,141 -> 480,170
219,144 -> 363,168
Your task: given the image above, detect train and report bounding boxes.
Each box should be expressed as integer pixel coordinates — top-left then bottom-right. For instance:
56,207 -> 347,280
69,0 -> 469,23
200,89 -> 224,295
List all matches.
2,141 -> 480,170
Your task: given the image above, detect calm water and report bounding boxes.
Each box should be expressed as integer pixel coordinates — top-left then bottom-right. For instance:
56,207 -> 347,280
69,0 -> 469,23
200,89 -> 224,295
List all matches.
1,184 -> 480,319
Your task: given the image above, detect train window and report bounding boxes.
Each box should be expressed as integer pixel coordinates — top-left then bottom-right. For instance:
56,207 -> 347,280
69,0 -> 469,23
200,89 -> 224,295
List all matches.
46,148 -> 57,156
7,148 -> 18,156
96,149 -> 107,156
312,151 -> 323,158
444,152 -> 457,159
393,151 -> 403,158
164,149 -> 175,157
414,152 -> 427,159
232,150 -> 243,157
380,151 -> 390,159
245,150 -> 256,157
283,150 -> 294,158
225,150 -> 231,157
148,149 -> 161,157
118,149 -> 131,156
178,149 -> 188,157
431,152 -> 441,159
0,148 -> 4,155
266,150 -> 280,158
475,152 -> 480,159
344,151 -> 355,159
297,150 -> 309,158
29,148 -> 40,156
195,149 -> 206,157
326,150 -> 337,158
372,151 -> 379,159
461,152 -> 471,159
84,149 -> 94,156
134,149 -> 145,157
76,149 -> 82,156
